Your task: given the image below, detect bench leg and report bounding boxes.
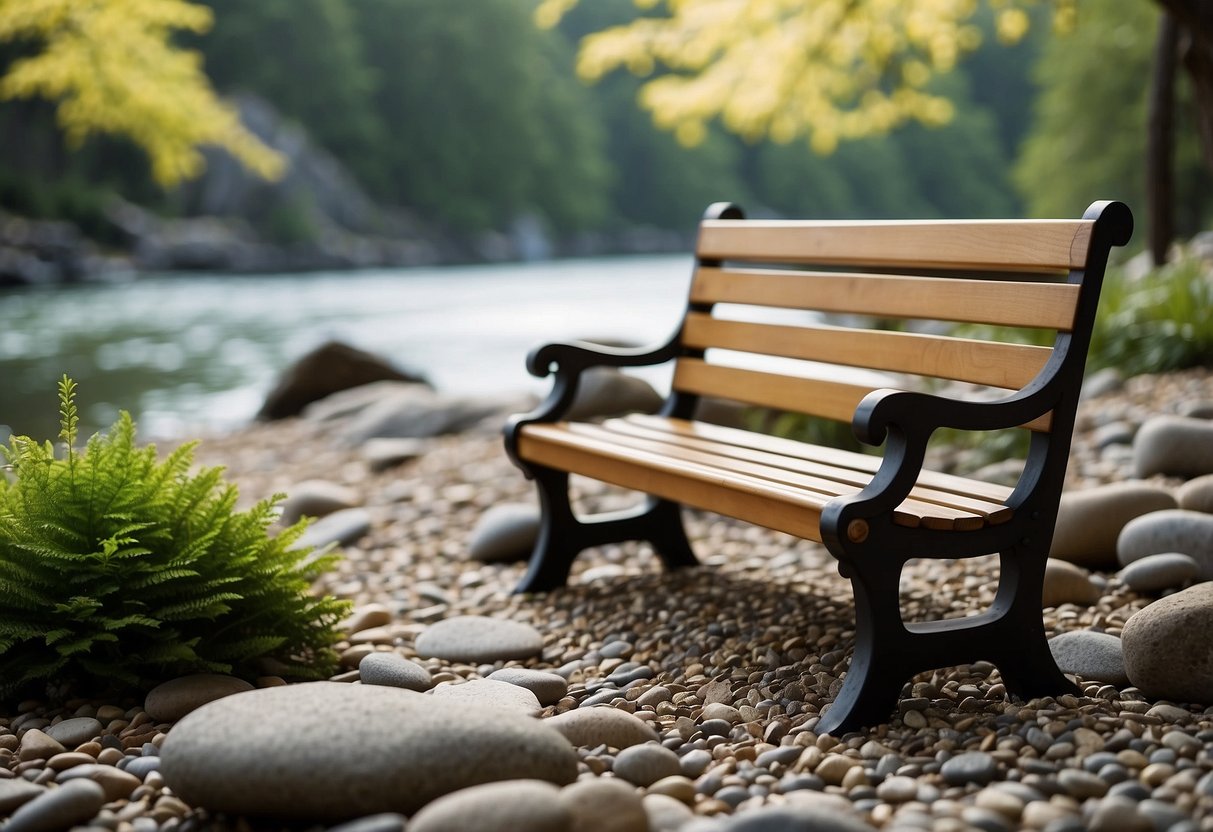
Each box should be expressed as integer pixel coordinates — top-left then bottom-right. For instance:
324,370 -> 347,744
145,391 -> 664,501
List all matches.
515,468 -> 699,593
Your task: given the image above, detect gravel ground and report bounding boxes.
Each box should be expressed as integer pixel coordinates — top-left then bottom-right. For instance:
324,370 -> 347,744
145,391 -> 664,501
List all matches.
4,367 -> 1213,831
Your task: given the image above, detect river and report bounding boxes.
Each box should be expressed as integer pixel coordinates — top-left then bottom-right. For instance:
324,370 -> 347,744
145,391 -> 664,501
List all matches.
0,255 -> 693,442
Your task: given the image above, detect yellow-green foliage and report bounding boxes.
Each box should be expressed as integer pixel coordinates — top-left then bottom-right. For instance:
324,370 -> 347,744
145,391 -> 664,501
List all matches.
0,0 -> 283,185
0,378 -> 349,699
536,0 -> 1072,154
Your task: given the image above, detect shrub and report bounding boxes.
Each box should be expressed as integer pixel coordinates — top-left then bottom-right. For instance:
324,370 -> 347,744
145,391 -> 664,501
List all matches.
0,377 -> 350,699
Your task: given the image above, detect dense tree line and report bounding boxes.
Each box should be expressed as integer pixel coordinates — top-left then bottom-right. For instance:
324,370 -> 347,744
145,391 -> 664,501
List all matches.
2,0 -> 1206,248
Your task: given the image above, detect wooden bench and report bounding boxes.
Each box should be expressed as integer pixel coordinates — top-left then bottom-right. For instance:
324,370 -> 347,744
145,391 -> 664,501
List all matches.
504,200 -> 1133,733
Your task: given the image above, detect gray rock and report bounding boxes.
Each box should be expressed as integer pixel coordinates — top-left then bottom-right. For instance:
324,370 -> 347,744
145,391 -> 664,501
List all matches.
940,752 -> 999,786
18,728 -> 64,761
1051,483 -> 1177,568
358,652 -> 431,691
1048,630 -> 1128,686
43,717 -> 103,749
1117,510 -> 1213,576
1134,416 -> 1213,478
1081,368 -> 1124,400
407,780 -> 570,832
1178,474 -> 1213,514
1092,421 -> 1135,449
545,707 -> 659,749
258,341 -> 427,421
280,480 -> 361,526
55,765 -> 142,801
338,385 -> 517,443
487,668 -> 568,706
1042,559 -> 1101,607
341,603 -> 392,635
467,503 -> 539,563
0,780 -> 46,814
144,674 -> 256,722
1179,399 -> 1213,420
295,507 -> 373,550
560,778 -> 649,832
430,679 -> 542,716
1122,583 -> 1213,704
612,742 -> 682,786
566,368 -> 663,421
644,793 -> 695,832
415,615 -> 544,663
360,438 -> 426,472
159,682 -> 577,820
4,779 -> 106,832
325,814 -> 407,832
715,804 -> 876,831
1118,552 -> 1201,593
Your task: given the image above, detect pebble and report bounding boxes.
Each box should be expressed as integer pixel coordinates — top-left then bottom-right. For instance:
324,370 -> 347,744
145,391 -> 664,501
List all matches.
1057,767 -> 1108,798
295,507 -> 373,549
1122,582 -> 1213,703
341,603 -> 392,635
361,437 -> 426,471
1047,630 -> 1129,686
4,779 -> 107,832
940,752 -> 998,786
544,707 -> 658,749
1118,551 -> 1201,593
612,742 -> 682,786
466,503 -> 540,563
43,717 -> 103,748
487,668 -> 568,706
159,682 -> 576,819
430,679 -> 543,715
644,793 -> 696,832
358,652 -> 432,691
1133,415 -> 1213,478
1042,559 -> 1101,607
279,479 -> 361,525
56,765 -> 142,801
815,754 -> 857,786
1050,483 -> 1177,568
559,777 -> 648,832
565,368 -> 663,421
326,814 -> 408,832
711,803 -> 876,831
407,779 -> 570,832
18,729 -> 65,762
415,615 -> 544,662
144,674 -> 255,722
1178,474 -> 1213,514
0,780 -> 46,813
875,775 -> 918,803
680,748 -> 714,778
1117,509 -> 1213,575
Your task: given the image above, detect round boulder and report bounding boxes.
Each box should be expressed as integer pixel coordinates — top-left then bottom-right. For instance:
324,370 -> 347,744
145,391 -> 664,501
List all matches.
1042,559 -> 1101,608
415,615 -> 544,663
1118,552 -> 1201,594
1117,510 -> 1213,577
1134,416 -> 1213,479
1050,483 -> 1177,568
144,674 -> 255,722
258,341 -> 427,421
158,682 -> 577,821
1122,583 -> 1213,704
407,780 -> 570,832
467,503 -> 540,564
1048,630 -> 1128,687
565,368 -> 663,421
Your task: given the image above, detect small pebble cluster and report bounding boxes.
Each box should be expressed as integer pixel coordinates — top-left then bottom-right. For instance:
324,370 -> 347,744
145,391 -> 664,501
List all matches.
3,367 -> 1213,832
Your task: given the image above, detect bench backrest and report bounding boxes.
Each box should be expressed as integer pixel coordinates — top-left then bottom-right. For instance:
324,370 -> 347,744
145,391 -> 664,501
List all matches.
668,201 -> 1133,441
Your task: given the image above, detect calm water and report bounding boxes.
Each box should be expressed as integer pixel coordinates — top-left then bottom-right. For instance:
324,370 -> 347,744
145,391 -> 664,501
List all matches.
0,256 -> 693,441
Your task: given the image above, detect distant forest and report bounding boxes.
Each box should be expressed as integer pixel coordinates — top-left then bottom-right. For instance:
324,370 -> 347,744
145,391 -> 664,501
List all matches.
0,0 -> 1210,249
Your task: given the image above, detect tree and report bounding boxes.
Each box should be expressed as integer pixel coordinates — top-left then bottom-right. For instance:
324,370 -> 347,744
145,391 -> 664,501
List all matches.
0,0 -> 282,186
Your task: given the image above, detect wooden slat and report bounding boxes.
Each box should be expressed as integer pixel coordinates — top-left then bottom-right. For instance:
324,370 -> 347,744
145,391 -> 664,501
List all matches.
682,313 -> 1052,390
697,218 -> 1093,271
516,425 -> 829,541
672,357 -> 1053,433
600,418 -> 1012,524
690,267 -> 1080,331
628,415 -> 1018,505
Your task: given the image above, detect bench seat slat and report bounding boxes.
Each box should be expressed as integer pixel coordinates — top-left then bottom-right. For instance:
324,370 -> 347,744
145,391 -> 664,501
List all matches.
682,313 -> 1052,390
673,358 -> 1054,433
696,219 -> 1093,271
691,267 -> 1080,331
599,417 -> 1013,524
627,415 -> 1017,505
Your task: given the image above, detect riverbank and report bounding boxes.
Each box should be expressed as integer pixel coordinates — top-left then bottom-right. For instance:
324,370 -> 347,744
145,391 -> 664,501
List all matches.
3,368 -> 1213,830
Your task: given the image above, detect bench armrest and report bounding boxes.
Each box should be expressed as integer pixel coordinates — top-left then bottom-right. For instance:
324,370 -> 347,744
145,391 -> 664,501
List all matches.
504,337 -> 681,468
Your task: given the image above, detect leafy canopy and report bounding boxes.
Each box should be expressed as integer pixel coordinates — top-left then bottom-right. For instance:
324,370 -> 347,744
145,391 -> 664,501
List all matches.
0,377 -> 349,699
0,0 -> 283,185
536,0 -> 1070,154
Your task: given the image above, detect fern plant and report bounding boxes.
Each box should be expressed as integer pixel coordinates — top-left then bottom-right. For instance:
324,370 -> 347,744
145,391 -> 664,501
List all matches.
0,377 -> 350,699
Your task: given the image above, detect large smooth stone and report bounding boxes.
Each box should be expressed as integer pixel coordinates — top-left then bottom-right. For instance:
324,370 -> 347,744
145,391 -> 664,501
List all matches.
1118,552 -> 1202,594
337,385 -> 519,444
358,652 -> 432,691
612,743 -> 681,787
430,679 -> 542,716
1051,483 -> 1177,568
407,780 -> 570,832
1041,559 -> 1101,608
545,707 -> 658,749
467,503 -> 540,564
44,718 -> 103,748
159,682 -> 577,820
565,368 -> 663,421
294,507 -> 373,550
1122,583 -> 1213,704
1117,510 -> 1213,576
4,779 -> 106,832
487,668 -> 568,706
1134,416 -> 1213,478
560,778 -> 649,832
144,674 -> 255,722
1178,475 -> 1213,514
280,480 -> 361,526
1048,630 -> 1128,686
415,615 -> 544,663
258,341 -> 426,421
